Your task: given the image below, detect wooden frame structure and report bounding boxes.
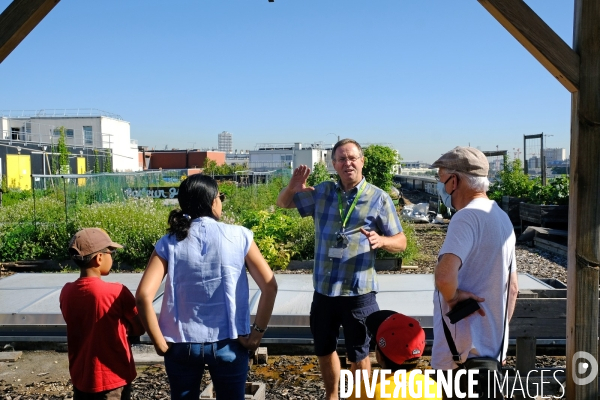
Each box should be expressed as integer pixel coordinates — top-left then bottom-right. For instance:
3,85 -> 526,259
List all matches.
1,0 -> 599,398
0,0 -> 60,64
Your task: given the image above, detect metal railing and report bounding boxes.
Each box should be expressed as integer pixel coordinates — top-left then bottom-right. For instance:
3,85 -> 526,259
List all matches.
0,109 -> 123,120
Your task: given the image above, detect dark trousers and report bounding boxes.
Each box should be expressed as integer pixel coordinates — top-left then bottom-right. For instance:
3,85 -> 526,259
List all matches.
73,384 -> 131,400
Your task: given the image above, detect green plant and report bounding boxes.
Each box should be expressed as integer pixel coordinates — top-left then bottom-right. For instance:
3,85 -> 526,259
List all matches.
529,175 -> 569,205
240,209 -> 302,270
307,161 -> 331,186
362,145 -> 400,192
104,149 -> 112,173
93,150 -> 100,173
488,155 -> 569,205
488,156 -> 533,201
377,221 -> 418,264
57,126 -> 70,174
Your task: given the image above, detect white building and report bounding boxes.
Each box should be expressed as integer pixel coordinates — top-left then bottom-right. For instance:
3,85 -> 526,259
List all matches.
544,148 -> 566,164
225,151 -> 249,167
218,131 -> 233,154
0,109 -> 140,172
399,161 -> 431,175
249,143 -> 335,173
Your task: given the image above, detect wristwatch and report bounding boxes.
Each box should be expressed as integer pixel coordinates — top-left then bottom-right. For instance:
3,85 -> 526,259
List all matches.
252,322 -> 267,333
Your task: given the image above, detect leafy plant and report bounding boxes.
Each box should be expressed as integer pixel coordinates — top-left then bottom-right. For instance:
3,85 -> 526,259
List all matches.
93,149 -> 100,173
377,221 -> 417,264
57,126 -> 70,174
362,145 -> 399,192
529,175 -> 569,205
307,161 -> 331,186
104,149 -> 112,173
0,176 -> 420,270
488,157 -> 533,201
488,155 -> 569,205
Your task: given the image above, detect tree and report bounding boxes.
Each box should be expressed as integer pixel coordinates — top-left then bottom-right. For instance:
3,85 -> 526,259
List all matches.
203,158 -> 218,176
55,126 -> 70,174
362,145 -> 399,192
93,150 -> 100,173
307,161 -> 331,186
104,149 -> 112,173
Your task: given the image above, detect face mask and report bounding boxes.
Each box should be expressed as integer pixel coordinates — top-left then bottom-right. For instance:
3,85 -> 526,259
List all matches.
437,176 -> 455,210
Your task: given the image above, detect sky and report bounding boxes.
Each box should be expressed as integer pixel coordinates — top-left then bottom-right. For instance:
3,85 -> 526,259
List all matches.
0,0 -> 574,163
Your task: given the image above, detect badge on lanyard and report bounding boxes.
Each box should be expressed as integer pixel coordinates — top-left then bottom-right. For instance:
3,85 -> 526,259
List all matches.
328,247 -> 344,258
329,181 -> 366,259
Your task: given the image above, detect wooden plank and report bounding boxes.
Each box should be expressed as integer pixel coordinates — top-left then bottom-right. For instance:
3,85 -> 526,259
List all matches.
0,0 -> 61,64
533,289 -> 567,299
510,318 -> 566,338
517,290 -> 538,299
534,237 -> 568,256
0,351 -> 22,361
477,0 -> 579,93
516,337 -> 536,374
513,299 -> 567,319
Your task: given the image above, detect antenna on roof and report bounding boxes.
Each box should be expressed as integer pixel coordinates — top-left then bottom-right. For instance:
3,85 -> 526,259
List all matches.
164,145 -> 168,150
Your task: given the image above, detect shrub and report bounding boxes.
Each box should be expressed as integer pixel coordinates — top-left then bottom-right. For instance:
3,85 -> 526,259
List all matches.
377,221 -> 418,265
488,155 -> 569,205
307,161 -> 331,186
488,157 -> 533,201
75,199 -> 171,269
362,145 -> 399,192
0,178 -> 420,270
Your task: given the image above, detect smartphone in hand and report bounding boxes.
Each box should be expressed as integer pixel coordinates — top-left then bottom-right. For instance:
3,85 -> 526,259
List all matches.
445,298 -> 480,324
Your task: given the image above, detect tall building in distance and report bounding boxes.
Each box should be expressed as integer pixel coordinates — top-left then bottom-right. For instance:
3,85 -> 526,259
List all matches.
218,131 -> 233,154
543,148 -> 566,164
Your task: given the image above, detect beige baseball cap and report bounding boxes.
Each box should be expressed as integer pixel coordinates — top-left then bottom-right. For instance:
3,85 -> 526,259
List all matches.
69,228 -> 123,260
431,146 -> 489,177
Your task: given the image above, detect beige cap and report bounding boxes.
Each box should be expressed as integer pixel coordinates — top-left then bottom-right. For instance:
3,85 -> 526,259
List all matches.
431,146 -> 489,177
69,228 -> 123,259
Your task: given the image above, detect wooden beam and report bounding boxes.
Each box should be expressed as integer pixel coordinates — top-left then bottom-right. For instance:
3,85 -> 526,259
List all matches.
566,0 -> 600,397
478,0 -> 579,93
0,0 -> 60,64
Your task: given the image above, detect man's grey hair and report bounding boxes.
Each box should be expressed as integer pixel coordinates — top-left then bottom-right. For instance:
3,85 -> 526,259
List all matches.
444,169 -> 490,193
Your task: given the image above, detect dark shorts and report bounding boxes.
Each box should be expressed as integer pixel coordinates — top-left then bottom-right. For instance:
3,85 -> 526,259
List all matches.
309,291 -> 379,363
73,384 -> 131,400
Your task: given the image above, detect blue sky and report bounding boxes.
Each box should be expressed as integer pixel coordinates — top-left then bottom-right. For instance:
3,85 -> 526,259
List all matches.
0,0 -> 573,163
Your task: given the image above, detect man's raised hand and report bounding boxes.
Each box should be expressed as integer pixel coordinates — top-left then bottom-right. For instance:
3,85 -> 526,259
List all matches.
289,165 -> 314,193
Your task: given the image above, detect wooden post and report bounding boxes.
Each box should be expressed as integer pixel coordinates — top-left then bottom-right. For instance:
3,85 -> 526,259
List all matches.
516,337 -> 536,375
0,0 -> 61,63
566,0 -> 600,398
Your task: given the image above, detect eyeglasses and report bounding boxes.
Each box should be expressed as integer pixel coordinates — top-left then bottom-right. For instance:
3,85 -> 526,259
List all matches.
334,156 -> 361,164
102,249 -> 117,255
218,193 -> 226,202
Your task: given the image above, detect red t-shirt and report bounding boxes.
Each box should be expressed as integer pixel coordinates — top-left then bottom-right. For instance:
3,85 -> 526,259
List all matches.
60,278 -> 138,393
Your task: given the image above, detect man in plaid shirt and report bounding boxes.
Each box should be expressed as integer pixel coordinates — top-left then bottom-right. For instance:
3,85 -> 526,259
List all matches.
277,139 -> 406,400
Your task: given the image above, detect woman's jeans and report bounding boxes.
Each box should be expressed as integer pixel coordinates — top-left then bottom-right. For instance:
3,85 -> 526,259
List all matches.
164,339 -> 249,400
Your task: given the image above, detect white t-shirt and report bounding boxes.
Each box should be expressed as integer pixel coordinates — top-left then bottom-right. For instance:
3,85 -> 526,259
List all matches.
431,198 -> 516,370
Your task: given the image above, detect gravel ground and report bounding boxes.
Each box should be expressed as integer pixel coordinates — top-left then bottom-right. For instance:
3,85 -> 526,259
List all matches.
0,191 -> 569,399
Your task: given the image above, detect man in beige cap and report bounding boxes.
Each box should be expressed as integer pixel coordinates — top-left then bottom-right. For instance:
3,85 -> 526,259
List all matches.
430,147 -> 519,399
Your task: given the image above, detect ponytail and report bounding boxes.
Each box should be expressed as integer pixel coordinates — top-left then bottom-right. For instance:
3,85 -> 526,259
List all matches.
167,209 -> 193,241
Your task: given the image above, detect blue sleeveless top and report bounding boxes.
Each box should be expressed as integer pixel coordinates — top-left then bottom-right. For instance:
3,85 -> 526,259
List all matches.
155,217 -> 253,343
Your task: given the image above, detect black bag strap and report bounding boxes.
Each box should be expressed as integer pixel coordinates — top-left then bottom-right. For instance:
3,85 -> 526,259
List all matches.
438,292 -> 462,364
439,254 -> 513,365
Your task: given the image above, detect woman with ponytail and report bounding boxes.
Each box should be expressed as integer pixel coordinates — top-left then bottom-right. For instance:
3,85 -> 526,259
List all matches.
136,174 -> 277,400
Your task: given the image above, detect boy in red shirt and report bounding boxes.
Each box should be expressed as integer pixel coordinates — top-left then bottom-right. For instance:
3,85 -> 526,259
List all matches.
60,228 -> 145,400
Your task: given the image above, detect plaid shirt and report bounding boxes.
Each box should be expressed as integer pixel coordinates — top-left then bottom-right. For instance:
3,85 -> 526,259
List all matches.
294,178 -> 403,296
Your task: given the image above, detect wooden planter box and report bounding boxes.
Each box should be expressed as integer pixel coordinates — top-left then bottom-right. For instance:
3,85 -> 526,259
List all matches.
501,196 -> 526,227
519,203 -> 569,229
287,258 -> 402,271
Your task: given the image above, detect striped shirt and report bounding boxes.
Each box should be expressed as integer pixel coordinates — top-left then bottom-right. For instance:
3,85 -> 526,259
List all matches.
294,178 -> 403,296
